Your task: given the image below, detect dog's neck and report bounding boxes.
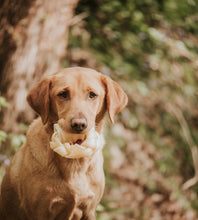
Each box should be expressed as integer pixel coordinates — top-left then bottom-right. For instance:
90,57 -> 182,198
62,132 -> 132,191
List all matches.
53,155 -> 92,180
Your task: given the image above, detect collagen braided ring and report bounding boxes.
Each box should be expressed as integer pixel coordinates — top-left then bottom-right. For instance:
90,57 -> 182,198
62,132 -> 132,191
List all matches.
50,124 -> 104,159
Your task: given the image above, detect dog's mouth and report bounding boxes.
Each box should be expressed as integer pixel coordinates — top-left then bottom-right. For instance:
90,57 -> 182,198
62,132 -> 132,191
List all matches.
70,134 -> 87,145
73,138 -> 85,145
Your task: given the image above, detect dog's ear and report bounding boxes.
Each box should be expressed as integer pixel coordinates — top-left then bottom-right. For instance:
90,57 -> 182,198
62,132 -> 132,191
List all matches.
101,75 -> 128,123
27,77 -> 51,124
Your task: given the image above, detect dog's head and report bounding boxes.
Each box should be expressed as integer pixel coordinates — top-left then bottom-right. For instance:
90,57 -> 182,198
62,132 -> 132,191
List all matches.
27,67 -> 128,143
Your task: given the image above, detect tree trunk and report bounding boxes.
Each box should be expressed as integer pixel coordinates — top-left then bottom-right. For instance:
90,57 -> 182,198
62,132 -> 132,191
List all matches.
0,0 -> 79,132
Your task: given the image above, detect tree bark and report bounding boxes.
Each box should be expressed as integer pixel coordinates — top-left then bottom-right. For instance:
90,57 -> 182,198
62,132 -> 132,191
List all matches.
0,0 -> 79,132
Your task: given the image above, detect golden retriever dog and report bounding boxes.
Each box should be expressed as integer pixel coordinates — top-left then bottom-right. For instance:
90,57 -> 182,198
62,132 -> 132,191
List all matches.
0,67 -> 128,220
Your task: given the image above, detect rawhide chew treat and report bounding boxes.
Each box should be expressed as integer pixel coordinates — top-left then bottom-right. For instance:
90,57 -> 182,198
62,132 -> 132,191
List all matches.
50,124 -> 104,159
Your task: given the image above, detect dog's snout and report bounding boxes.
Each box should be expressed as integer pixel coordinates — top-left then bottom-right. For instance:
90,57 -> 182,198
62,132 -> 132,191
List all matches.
71,117 -> 88,133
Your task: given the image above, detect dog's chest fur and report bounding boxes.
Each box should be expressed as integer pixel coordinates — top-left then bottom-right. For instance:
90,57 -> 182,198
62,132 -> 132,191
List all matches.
55,150 -> 104,210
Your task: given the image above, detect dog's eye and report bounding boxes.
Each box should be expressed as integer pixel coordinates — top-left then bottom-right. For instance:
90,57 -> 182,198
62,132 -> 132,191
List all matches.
89,91 -> 97,99
58,90 -> 70,100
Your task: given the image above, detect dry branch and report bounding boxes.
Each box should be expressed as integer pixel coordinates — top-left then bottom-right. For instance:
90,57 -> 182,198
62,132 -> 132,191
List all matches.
166,103 -> 198,190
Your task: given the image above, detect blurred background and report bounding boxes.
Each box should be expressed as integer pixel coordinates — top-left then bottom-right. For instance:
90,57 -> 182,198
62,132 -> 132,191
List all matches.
1,0 -> 198,219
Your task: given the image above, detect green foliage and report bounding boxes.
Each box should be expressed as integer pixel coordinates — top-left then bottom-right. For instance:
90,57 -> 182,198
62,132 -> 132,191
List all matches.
0,95 -> 26,183
72,0 -> 198,80
0,94 -> 9,146
0,95 -> 8,111
8,133 -> 26,153
0,130 -> 8,146
0,95 -> 26,152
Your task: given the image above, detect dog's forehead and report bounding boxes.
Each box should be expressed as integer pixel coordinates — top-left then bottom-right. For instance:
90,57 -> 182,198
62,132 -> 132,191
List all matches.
51,67 -> 104,91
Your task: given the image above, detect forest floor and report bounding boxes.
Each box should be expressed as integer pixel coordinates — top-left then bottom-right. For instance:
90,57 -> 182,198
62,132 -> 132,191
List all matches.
94,121 -> 198,220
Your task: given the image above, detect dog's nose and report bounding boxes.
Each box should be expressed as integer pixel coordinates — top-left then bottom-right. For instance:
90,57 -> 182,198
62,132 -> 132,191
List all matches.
71,117 -> 88,133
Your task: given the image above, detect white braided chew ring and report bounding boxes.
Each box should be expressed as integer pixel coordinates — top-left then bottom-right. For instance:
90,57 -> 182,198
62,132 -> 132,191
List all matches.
50,124 -> 104,159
